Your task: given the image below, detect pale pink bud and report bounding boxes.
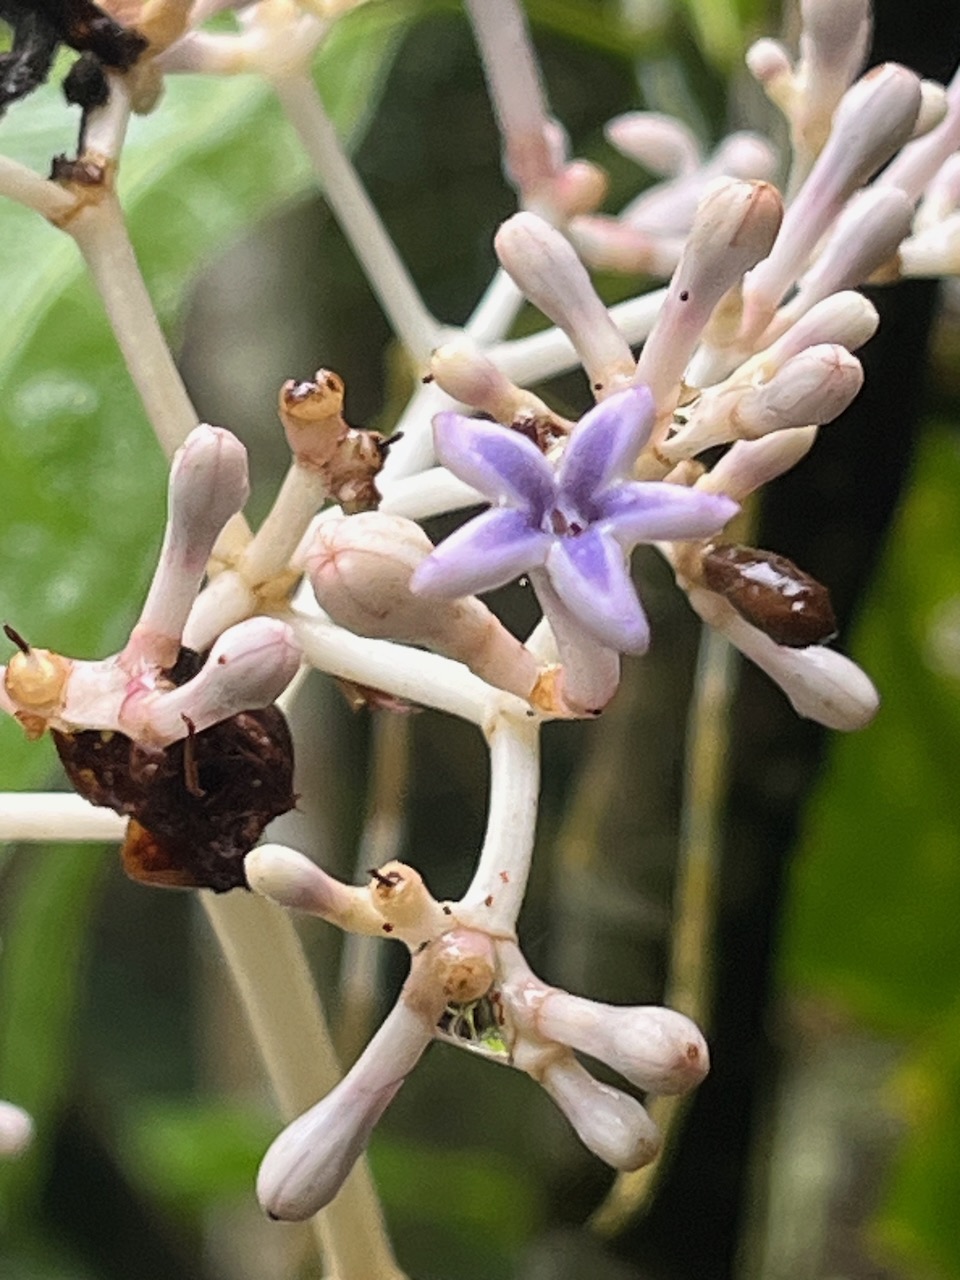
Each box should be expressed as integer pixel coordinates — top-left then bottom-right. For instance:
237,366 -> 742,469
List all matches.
550,160 -> 609,218
539,1054 -> 661,1170
245,845 -> 387,935
696,427 -> 818,502
532,993 -> 709,1094
126,425 -> 250,669
792,0 -> 872,156
569,216 -> 684,277
0,1102 -> 33,1159
122,618 -> 300,745
258,1001 -> 434,1220
688,587 -> 879,730
746,38 -> 793,98
730,344 -> 864,438
429,338 -> 561,429
605,112 -> 701,177
742,64 -> 922,334
494,212 -> 636,397
306,513 -> 539,701
760,291 -> 879,363
782,189 -> 913,320
635,180 -> 783,414
913,81 -> 949,140
879,64 -> 960,201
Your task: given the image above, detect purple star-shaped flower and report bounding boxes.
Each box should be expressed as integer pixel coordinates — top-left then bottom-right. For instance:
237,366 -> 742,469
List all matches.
410,386 -> 738,653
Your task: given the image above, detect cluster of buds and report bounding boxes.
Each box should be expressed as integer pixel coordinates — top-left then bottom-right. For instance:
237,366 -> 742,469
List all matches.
246,846 -> 708,1219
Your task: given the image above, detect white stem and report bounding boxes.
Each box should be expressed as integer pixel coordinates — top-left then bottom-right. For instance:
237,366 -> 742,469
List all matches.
0,793 -> 125,842
201,892 -> 406,1280
68,195 -> 198,460
459,711 -> 540,930
490,289 -> 666,386
83,73 -> 134,163
273,72 -> 441,363
288,606 -> 512,727
239,464 -> 327,586
379,376 -> 455,481
465,269 -> 525,345
0,159 -> 75,220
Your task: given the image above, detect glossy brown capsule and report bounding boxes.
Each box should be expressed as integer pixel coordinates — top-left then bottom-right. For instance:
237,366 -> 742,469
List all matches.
701,543 -> 837,648
52,648 -> 296,893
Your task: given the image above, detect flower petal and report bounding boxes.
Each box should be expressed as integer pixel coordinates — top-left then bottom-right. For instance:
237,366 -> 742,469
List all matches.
596,483 -> 738,546
557,386 -> 655,505
433,413 -> 555,513
411,508 -> 551,598
546,529 -> 649,653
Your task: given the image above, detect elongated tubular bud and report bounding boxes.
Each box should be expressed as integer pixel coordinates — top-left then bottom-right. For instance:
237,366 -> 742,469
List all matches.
494,212 -> 636,398
634,180 -> 783,415
696,427 -> 818,503
746,38 -> 794,105
879,63 -> 960,202
605,112 -> 701,176
775,189 -> 913,327
538,1053 -> 661,1170
122,618 -> 300,745
429,338 -> 561,429
245,845 -> 388,936
257,999 -> 436,1221
791,0 -> 872,159
899,216 -> 960,276
305,513 -> 540,702
687,586 -> 879,730
730,344 -> 863,438
126,425 -> 250,670
754,291 -> 879,370
525,989 -> 708,1094
570,217 -> 685,277
742,64 -> 922,336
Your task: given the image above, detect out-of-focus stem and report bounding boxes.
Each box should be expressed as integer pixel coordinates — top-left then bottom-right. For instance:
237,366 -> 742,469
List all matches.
273,71 -> 441,364
336,711 -> 412,1063
202,891 -> 406,1280
592,623 -> 737,1235
459,711 -> 541,931
68,193 -> 251,559
0,793 -> 125,842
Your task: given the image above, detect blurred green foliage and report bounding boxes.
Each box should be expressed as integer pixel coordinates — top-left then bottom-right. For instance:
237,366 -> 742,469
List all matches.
783,426 -> 960,1278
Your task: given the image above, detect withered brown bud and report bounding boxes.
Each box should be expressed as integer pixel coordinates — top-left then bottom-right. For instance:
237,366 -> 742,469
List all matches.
701,543 -> 837,648
52,648 -> 295,892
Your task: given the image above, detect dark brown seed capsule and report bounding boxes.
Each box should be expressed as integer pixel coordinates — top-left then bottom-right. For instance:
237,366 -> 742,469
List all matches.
51,648 -> 296,893
701,543 -> 837,648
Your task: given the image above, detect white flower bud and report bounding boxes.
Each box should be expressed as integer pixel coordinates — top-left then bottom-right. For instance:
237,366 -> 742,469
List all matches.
533,993 -> 709,1094
429,338 -> 560,428
122,618 -> 300,745
245,844 -> 387,935
635,179 -> 783,414
688,587 -> 879,730
781,188 -> 913,321
879,64 -> 960,201
731,344 -> 864,438
127,425 -> 250,669
258,1001 -> 434,1221
494,212 -> 636,397
696,427 -> 818,502
605,112 -> 701,177
539,1054 -> 661,1170
900,216 -> 960,276
791,0 -> 872,158
0,1102 -> 33,1159
306,513 -> 540,701
914,80 -> 949,140
746,38 -> 793,96
759,291 -> 879,366
743,64 -> 922,334
570,216 -> 684,277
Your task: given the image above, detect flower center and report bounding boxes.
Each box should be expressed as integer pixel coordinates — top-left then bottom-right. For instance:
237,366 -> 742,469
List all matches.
548,508 -> 585,537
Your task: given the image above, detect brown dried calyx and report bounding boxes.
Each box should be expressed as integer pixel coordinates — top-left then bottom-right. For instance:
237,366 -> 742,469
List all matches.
701,543 -> 837,648
52,647 -> 296,893
279,370 -> 395,514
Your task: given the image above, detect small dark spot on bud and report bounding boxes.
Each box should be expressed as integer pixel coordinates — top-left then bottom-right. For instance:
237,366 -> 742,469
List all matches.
484,894 -> 494,907
686,1042 -> 700,1060
217,653 -> 228,665
702,543 -> 837,647
679,290 -> 690,301
266,1211 -> 281,1222
382,922 -> 394,933
499,870 -> 510,884
593,382 -> 603,392
442,904 -> 453,916
422,373 -> 435,383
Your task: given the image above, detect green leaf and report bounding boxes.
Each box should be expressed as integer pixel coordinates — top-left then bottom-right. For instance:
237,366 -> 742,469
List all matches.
115,1095 -> 275,1218
0,6 -> 411,790
0,845 -> 109,1227
781,427 -> 960,1034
